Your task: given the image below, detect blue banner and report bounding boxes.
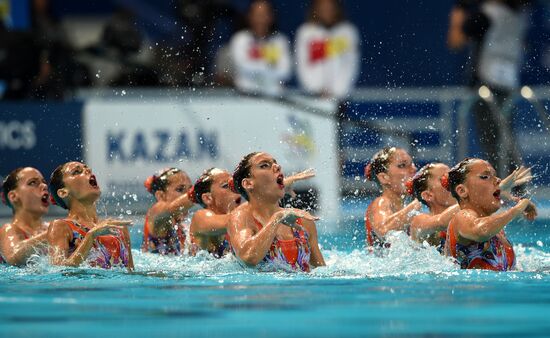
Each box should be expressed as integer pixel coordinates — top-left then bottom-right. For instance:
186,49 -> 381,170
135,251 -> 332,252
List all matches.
0,101 -> 83,182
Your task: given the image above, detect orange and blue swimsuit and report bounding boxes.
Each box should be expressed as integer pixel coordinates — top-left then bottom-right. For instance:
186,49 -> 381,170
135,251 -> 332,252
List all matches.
436,230 -> 447,254
64,219 -> 130,269
447,221 -> 515,271
141,214 -> 186,255
189,232 -> 230,258
254,218 -> 311,272
209,233 -> 231,258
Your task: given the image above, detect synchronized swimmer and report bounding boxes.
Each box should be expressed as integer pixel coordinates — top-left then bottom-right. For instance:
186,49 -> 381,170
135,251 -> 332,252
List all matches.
0,148 -> 539,272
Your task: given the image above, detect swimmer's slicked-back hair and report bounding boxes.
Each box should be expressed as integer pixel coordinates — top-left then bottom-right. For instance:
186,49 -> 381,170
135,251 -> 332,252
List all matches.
233,152 -> 260,200
365,147 -> 398,185
446,158 -> 476,201
410,163 -> 436,206
193,168 -> 221,208
50,163 -> 69,209
2,167 -> 24,210
144,168 -> 182,195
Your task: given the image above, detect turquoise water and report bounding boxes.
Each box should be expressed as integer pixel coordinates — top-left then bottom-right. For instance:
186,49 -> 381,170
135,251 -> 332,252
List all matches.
1,216 -> 550,337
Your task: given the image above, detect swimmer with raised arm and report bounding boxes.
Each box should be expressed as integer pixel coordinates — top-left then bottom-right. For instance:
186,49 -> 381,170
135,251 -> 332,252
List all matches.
47,162 -> 134,271
409,163 -> 533,252
445,158 -> 537,271
364,147 -> 421,247
0,168 -> 50,266
189,167 -> 316,257
142,168 -> 194,255
228,152 -> 325,271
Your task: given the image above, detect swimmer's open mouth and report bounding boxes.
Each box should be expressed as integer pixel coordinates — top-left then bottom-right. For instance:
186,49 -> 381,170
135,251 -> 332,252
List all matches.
89,175 -> 98,188
235,196 -> 242,205
276,174 -> 284,189
493,189 -> 501,200
41,193 -> 49,206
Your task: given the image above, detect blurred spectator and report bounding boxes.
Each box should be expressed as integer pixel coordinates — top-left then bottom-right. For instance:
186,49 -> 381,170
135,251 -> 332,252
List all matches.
80,7 -> 157,87
176,0 -> 237,87
448,0 -> 532,175
229,0 -> 291,97
30,0 -> 90,99
295,0 -> 359,99
0,22 -> 40,99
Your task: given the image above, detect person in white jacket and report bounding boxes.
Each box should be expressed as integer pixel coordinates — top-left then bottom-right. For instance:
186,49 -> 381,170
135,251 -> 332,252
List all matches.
296,0 -> 359,99
230,0 -> 291,97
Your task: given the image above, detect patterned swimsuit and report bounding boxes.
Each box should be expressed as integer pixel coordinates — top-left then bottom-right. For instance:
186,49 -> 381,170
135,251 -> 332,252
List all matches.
142,214 -> 186,255
189,230 -> 231,258
447,221 -> 515,271
64,219 -> 130,269
254,217 -> 311,272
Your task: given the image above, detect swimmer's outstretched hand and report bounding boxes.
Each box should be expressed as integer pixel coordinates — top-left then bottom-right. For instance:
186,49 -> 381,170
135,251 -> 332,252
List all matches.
89,219 -> 133,238
276,208 -> 319,228
500,166 -> 533,192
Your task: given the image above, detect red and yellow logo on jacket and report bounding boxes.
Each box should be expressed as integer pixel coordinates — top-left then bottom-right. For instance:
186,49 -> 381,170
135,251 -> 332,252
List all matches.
248,43 -> 281,64
309,37 -> 350,63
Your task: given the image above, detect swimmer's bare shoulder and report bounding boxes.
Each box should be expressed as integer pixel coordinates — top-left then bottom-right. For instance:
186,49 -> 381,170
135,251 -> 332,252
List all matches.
454,209 -> 478,225
227,203 -> 257,251
48,219 -> 72,242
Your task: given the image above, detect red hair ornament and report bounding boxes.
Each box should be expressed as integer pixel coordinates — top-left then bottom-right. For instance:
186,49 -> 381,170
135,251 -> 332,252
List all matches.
144,176 -> 156,194
440,173 -> 450,191
228,177 -> 238,194
405,178 -> 414,196
49,194 -> 57,206
187,185 -> 197,204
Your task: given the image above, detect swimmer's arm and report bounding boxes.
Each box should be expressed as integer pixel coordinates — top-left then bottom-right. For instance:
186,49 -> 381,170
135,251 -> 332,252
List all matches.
148,210 -> 174,238
301,219 -> 325,267
48,220 -> 94,267
458,199 -> 530,242
371,200 -> 422,237
410,205 -> 460,240
190,210 -> 228,236
0,227 -> 48,266
164,193 -> 194,216
227,211 -> 280,267
146,195 -> 194,236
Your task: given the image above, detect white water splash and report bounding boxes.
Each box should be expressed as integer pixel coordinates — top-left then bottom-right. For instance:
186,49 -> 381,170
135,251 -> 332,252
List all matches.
2,233 -> 550,281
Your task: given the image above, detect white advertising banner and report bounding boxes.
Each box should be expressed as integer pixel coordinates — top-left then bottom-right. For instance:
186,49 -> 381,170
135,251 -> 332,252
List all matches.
83,95 -> 340,223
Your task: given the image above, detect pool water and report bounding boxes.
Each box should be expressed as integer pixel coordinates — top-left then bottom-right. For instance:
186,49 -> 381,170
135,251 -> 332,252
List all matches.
1,216 -> 550,337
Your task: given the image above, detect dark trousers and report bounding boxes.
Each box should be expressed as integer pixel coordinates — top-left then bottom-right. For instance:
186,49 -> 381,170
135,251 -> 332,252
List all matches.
472,87 -> 522,176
